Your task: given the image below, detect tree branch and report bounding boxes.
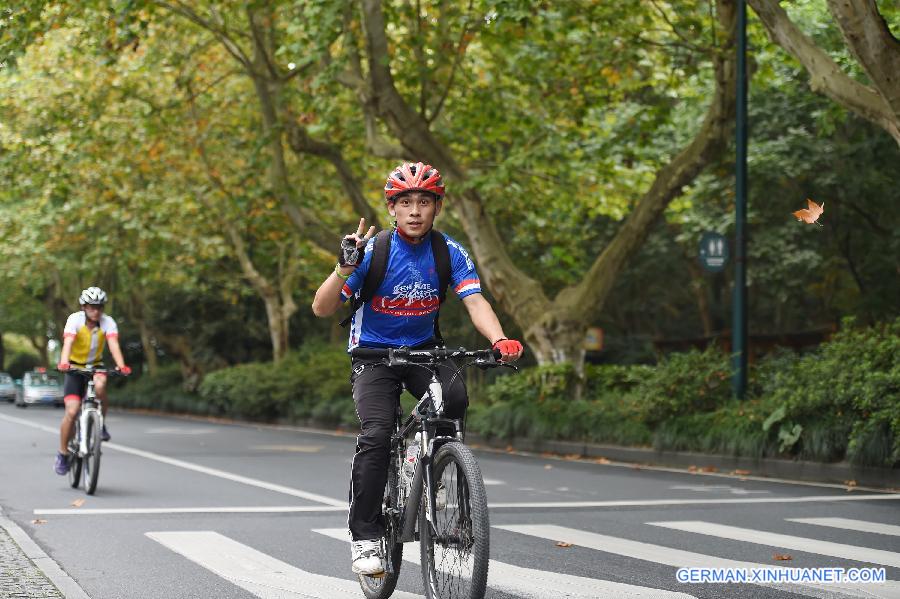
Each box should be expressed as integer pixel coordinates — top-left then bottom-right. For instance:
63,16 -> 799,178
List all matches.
748,0 -> 900,146
826,0 -> 900,123
153,1 -> 256,73
284,119 -> 380,227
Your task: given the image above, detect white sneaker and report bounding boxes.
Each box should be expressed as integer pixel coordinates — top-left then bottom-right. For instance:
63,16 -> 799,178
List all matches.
351,538 -> 384,576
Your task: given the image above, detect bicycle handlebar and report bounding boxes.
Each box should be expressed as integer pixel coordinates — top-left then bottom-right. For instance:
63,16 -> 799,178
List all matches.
351,346 -> 502,363
60,367 -> 128,379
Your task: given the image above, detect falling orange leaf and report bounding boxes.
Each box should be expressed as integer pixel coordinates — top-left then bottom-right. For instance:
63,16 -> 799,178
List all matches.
792,199 -> 824,226
773,553 -> 792,561
556,541 -> 573,548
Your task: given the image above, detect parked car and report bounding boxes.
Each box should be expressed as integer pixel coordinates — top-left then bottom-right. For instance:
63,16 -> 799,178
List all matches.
15,370 -> 63,408
0,372 -> 15,402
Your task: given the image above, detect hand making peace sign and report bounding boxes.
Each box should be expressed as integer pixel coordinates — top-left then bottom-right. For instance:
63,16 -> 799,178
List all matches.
339,218 -> 377,267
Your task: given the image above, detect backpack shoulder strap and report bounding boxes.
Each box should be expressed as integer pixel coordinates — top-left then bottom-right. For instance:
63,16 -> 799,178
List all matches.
431,229 -> 451,303
339,229 -> 392,328
430,230 -> 452,346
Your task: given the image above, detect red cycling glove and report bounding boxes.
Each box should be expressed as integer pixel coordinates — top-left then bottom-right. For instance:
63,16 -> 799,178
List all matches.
492,338 -> 523,360
57,362 -> 70,371
117,365 -> 132,376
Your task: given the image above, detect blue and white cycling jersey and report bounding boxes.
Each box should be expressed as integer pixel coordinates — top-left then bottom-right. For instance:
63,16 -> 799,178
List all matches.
341,230 -> 482,350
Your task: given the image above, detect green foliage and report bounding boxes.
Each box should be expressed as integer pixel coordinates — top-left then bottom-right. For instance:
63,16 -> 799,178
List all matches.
631,347 -> 733,425
5,353 -> 41,380
110,364 -> 204,414
198,342 -> 355,426
761,317 -> 900,466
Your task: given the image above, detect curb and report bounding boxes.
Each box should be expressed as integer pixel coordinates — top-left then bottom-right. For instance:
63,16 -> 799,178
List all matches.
0,509 -> 91,599
115,407 -> 899,489
465,433 -> 900,489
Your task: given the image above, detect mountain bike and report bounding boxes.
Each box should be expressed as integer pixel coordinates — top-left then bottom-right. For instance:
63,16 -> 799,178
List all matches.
350,347 -> 517,599
63,367 -> 124,495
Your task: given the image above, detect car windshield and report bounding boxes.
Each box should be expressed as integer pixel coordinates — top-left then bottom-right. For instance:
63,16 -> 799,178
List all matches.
28,374 -> 59,387
0,374 -> 12,384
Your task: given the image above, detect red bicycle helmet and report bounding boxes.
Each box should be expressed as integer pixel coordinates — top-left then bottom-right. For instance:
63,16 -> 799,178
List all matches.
384,162 -> 445,200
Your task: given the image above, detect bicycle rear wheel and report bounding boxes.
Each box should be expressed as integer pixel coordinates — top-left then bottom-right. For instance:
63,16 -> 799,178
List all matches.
67,422 -> 82,489
83,412 -> 102,495
420,442 -> 489,599
359,451 -> 404,598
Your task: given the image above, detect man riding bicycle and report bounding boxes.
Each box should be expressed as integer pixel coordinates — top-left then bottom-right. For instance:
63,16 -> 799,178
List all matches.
54,287 -> 131,475
312,162 -> 523,576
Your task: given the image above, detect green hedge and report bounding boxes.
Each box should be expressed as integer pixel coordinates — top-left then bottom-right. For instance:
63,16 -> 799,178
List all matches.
469,317 -> 899,467
112,318 -> 898,467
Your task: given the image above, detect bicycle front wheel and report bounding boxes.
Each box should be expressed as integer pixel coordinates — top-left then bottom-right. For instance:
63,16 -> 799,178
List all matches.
420,442 -> 489,599
83,412 -> 102,495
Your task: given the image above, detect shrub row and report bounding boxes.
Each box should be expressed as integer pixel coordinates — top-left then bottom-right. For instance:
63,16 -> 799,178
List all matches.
112,317 -> 899,467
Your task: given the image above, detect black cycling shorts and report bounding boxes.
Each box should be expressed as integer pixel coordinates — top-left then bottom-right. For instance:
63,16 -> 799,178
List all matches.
62,365 -> 106,401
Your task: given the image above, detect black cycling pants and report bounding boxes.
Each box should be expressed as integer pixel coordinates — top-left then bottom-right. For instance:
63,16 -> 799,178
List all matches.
348,356 -> 468,541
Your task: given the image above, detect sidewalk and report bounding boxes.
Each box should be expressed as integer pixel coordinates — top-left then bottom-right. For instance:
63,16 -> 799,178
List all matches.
0,511 -> 88,599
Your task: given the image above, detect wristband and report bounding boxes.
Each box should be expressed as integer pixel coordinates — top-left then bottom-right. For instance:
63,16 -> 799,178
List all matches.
334,263 -> 352,280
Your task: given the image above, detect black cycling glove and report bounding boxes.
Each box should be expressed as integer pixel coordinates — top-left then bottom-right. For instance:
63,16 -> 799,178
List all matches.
339,237 -> 362,267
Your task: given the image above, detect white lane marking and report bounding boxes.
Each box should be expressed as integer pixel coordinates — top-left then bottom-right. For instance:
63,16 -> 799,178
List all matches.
145,427 -> 214,435
669,485 -> 769,495
481,478 -> 505,486
488,494 -> 900,508
148,531 -> 421,599
649,520 -> 900,569
250,445 -> 323,453
787,517 -> 900,537
496,524 -> 900,599
313,528 -> 696,599
35,506 -> 346,516
0,412 -> 344,507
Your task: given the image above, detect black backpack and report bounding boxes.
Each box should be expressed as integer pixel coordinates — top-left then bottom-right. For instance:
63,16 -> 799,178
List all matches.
340,228 -> 452,344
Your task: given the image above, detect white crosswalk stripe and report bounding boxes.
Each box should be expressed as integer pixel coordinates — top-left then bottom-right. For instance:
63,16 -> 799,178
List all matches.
147,531 -> 423,599
648,520 -> 900,569
496,524 -> 900,599
787,517 -> 900,537
313,527 -> 696,599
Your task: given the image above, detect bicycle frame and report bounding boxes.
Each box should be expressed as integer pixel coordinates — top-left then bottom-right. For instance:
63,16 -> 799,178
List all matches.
76,381 -> 103,458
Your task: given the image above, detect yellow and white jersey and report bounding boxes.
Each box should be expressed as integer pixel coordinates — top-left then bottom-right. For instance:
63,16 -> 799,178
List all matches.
63,312 -> 119,366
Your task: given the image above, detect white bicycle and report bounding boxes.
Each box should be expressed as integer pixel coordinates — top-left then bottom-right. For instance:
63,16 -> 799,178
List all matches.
64,367 -> 124,495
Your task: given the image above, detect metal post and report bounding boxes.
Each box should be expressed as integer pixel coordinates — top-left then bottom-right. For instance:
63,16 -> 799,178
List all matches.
733,0 -> 748,399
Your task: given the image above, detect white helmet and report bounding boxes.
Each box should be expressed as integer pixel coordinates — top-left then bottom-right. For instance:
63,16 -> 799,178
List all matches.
79,286 -> 108,306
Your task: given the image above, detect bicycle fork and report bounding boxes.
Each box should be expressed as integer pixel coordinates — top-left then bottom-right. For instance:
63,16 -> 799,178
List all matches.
78,405 -> 102,456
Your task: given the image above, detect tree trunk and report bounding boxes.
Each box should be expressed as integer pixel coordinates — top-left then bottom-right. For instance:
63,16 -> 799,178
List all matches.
686,260 -> 714,337
138,319 -> 158,376
357,0 -> 738,372
30,335 -> 49,367
0,331 -> 4,371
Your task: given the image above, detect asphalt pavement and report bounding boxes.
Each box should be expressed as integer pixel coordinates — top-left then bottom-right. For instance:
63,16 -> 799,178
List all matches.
1,400 -> 898,599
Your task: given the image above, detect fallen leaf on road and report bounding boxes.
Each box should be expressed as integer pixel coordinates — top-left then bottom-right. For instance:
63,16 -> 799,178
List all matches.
732,469 -> 751,476
773,554 -> 792,561
844,480 -> 858,491
594,457 -> 611,465
556,542 -> 573,548
31,519 -> 47,525
544,464 -> 553,470
506,445 -> 514,453
700,466 -> 718,473
564,453 -> 581,461
71,499 -> 85,508
688,465 -> 699,473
